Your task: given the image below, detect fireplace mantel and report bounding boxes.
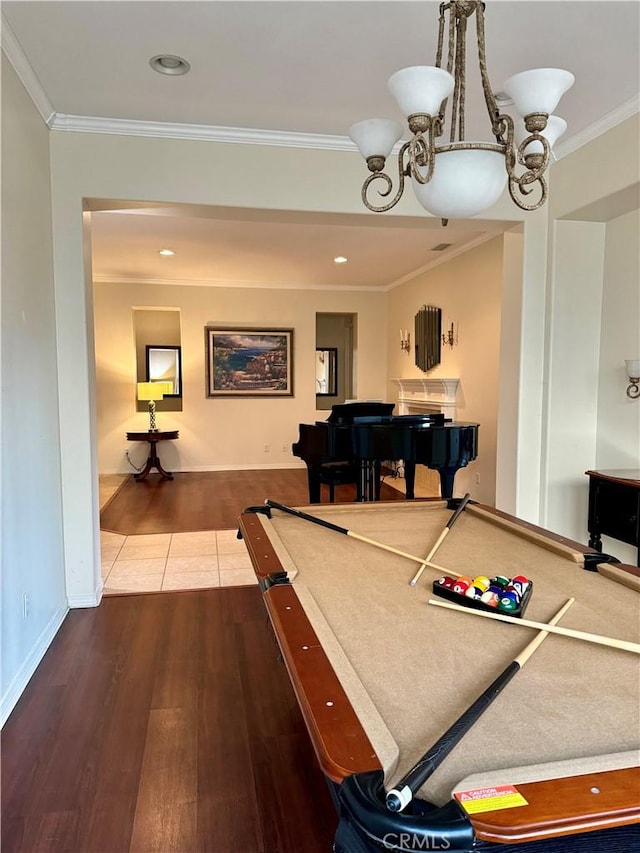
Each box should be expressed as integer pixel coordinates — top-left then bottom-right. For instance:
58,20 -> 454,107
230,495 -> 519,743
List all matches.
391,378 -> 459,417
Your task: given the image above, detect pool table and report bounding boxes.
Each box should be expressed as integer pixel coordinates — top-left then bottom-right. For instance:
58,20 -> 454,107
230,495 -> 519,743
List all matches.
238,500 -> 640,852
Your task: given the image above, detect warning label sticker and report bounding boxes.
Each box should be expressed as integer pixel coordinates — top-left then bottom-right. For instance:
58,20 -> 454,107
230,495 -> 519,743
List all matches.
454,784 -> 528,814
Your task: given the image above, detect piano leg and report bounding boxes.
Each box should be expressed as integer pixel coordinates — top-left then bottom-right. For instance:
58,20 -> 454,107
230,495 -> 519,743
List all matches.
437,468 -> 457,499
404,462 -> 416,500
307,467 -> 322,504
374,462 -> 382,501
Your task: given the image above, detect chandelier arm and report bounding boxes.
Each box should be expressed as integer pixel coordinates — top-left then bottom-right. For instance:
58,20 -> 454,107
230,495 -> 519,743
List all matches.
499,112 -> 517,172
508,173 -> 548,211
474,0 -> 502,137
361,143 -> 409,213
516,135 -> 551,182
409,128 -> 436,185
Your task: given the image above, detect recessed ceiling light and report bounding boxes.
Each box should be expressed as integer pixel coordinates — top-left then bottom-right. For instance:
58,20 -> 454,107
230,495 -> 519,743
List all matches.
159,249 -> 175,256
334,256 -> 348,264
150,54 -> 191,76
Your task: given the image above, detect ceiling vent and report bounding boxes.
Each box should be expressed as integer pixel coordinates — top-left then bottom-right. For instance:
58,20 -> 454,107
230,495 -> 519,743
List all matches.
432,242 -> 452,251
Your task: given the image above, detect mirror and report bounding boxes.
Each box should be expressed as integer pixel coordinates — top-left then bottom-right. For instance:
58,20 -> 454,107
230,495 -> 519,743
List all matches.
315,348 -> 337,396
414,305 -> 442,372
146,345 -> 182,397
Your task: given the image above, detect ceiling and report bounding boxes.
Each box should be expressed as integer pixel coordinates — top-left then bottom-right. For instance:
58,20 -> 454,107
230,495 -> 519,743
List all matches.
4,1 -> 639,289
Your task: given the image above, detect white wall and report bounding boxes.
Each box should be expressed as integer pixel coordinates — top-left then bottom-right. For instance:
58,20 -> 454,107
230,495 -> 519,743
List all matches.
93,281 -> 386,473
0,57 -> 68,724
386,236 -> 505,504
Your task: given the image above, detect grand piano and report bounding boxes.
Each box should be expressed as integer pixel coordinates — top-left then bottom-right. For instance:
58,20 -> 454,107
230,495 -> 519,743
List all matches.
293,402 -> 479,503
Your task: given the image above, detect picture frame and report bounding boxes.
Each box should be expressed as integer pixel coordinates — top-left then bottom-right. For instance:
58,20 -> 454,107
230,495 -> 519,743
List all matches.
205,327 -> 294,397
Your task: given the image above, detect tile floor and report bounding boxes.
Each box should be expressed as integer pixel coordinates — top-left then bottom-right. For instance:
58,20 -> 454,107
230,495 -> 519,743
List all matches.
100,528 -> 257,595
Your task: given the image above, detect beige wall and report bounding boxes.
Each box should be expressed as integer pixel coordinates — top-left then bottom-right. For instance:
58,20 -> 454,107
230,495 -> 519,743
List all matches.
1,57 -> 67,721
94,281 -> 386,473
386,236 -> 505,504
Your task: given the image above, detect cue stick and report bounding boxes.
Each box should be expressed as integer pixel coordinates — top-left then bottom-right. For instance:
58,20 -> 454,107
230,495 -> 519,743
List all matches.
264,499 -> 462,577
386,598 -> 575,813
409,492 -> 472,586
428,598 -> 640,655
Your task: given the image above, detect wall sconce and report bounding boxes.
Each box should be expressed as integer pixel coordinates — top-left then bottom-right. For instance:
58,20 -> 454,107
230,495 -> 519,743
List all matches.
625,359 -> 640,399
137,381 -> 172,430
400,329 -> 411,353
442,322 -> 458,349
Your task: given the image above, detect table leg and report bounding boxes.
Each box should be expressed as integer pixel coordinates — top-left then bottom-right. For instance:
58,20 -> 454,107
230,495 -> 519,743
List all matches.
134,440 -> 174,481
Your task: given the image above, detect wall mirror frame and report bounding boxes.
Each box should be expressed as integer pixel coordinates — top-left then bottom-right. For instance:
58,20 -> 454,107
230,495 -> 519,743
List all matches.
315,347 -> 338,396
146,345 -> 182,397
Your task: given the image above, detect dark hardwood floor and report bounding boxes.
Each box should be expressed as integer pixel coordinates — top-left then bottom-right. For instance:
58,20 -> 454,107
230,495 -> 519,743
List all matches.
4,469 -> 408,853
100,468 -> 405,534
1,587 -> 339,853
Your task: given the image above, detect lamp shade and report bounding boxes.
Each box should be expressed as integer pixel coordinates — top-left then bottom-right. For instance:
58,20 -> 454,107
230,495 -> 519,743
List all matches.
411,147 -> 507,218
387,66 -> 455,117
137,381 -> 172,401
349,119 -> 404,159
626,360 -> 640,379
503,68 -> 574,118
514,115 -> 567,155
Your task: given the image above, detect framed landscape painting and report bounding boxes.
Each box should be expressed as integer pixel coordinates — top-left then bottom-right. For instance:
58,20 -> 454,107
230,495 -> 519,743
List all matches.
205,327 -> 294,397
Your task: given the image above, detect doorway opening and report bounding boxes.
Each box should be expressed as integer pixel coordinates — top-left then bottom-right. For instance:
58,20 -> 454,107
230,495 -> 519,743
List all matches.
315,313 -> 356,410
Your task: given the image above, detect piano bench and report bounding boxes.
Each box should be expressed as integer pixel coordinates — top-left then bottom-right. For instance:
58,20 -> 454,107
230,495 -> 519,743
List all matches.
316,462 -> 359,503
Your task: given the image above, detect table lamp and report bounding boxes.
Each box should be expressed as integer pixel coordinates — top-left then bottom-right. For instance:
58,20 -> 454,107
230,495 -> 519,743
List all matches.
137,381 -> 172,431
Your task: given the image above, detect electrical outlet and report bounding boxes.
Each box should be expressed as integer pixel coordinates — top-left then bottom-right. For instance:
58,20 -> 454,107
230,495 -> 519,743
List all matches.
264,444 -> 270,453
22,593 -> 29,619
475,472 -> 481,485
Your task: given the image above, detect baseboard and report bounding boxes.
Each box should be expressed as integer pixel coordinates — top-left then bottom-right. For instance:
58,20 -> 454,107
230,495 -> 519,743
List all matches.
181,462 -> 306,471
102,462 -> 306,474
67,579 -> 103,609
1,603 -> 68,728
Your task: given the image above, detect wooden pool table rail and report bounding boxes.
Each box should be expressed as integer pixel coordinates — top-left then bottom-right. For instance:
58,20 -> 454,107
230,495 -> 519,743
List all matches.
470,766 -> 640,843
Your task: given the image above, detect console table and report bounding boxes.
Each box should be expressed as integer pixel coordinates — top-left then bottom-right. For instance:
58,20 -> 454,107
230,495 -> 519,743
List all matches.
126,430 -> 179,481
586,469 -> 640,566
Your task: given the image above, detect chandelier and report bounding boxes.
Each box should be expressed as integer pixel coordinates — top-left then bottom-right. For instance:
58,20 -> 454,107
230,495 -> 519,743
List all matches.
348,0 -> 574,223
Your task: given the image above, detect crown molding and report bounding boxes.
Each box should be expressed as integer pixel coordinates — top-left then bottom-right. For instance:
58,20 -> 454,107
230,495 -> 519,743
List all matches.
553,96 -> 639,160
50,113 -> 357,151
1,13 -> 55,126
48,98 -> 640,159
92,274 -> 385,292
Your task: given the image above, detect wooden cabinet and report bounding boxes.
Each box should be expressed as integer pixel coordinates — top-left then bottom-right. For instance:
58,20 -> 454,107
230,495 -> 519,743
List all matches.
586,469 -> 640,566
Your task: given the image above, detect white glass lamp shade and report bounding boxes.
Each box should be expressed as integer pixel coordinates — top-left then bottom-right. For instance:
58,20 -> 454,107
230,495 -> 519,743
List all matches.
503,68 -> 574,117
411,147 -> 507,218
387,66 -> 455,117
514,115 -> 567,155
626,359 -> 640,379
348,119 -> 404,159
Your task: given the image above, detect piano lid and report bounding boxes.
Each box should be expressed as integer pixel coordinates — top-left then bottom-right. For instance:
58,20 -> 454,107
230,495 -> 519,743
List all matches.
326,401 -> 395,424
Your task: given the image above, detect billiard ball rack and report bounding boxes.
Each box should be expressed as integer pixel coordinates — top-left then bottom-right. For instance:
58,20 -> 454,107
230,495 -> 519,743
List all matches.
432,576 -> 533,618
